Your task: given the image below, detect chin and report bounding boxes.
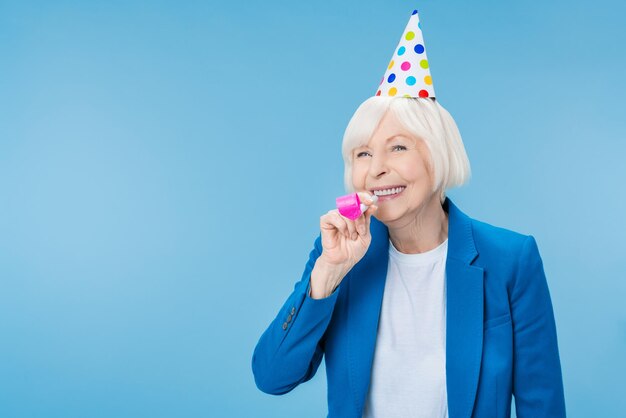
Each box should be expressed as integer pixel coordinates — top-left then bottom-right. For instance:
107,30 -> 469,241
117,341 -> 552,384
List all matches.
373,207 -> 406,224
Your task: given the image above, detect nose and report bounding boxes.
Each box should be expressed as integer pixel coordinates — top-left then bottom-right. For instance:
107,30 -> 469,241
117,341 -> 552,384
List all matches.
368,154 -> 389,179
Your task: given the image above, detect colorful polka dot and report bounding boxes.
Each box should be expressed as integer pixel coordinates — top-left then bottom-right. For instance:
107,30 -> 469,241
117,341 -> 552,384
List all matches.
380,76 -> 384,85
373,10 -> 435,99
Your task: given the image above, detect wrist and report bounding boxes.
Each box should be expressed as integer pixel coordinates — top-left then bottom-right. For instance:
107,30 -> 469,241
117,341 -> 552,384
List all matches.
310,257 -> 349,299
317,255 -> 351,279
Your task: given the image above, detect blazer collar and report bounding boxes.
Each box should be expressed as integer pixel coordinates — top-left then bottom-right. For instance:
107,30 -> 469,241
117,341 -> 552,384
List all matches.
443,196 -> 478,264
346,196 -> 484,418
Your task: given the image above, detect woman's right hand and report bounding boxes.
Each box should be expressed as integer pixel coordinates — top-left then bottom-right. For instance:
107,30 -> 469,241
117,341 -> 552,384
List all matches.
310,193 -> 378,298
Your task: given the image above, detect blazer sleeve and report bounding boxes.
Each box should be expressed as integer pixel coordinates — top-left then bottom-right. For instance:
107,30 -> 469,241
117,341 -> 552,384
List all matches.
511,235 -> 567,417
251,234 -> 340,395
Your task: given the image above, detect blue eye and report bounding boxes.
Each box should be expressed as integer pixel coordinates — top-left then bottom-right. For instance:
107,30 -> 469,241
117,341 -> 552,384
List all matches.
356,146 -> 405,158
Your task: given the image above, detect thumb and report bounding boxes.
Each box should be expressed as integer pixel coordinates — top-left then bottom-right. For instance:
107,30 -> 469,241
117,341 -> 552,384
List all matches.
365,205 -> 377,233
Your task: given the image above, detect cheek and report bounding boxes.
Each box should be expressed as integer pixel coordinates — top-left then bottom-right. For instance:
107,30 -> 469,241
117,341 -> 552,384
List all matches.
405,153 -> 433,184
401,168 -> 432,197
404,165 -> 428,184
351,163 -> 366,183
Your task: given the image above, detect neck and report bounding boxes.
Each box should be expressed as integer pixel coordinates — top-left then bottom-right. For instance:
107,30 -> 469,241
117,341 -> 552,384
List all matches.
387,196 -> 449,254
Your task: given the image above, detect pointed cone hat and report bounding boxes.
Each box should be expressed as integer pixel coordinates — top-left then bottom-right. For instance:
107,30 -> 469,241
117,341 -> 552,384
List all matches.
375,9 -> 435,99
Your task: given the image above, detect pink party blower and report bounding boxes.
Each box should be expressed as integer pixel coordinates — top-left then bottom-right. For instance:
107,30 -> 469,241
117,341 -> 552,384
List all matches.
336,193 -> 378,220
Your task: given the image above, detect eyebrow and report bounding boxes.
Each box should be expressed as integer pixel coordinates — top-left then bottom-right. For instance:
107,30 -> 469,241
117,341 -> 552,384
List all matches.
385,135 -> 407,143
355,135 -> 410,150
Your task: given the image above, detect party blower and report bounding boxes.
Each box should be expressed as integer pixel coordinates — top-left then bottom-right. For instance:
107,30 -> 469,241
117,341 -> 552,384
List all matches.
336,193 -> 378,220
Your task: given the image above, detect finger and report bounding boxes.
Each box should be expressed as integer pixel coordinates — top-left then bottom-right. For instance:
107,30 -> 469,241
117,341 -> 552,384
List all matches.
364,205 -> 378,231
321,211 -> 349,238
341,215 -> 358,241
357,192 -> 377,227
355,207 -> 369,235
357,192 -> 378,207
356,205 -> 377,237
364,204 -> 378,216
355,214 -> 366,236
330,210 -> 356,240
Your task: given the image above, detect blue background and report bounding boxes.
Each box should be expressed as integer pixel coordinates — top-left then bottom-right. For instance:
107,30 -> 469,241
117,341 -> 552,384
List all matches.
1,1 -> 624,417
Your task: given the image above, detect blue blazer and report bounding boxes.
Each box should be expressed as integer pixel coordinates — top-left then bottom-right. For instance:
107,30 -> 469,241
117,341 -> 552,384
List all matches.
252,197 -> 566,417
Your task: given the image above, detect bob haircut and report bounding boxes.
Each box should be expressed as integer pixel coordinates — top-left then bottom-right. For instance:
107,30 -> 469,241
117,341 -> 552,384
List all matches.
342,96 -> 471,204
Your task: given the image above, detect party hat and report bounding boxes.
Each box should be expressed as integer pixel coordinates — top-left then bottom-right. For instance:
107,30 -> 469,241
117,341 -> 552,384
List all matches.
375,9 -> 435,98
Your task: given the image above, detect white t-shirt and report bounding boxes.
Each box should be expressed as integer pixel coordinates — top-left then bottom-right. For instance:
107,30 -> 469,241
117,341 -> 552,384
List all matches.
362,237 -> 449,418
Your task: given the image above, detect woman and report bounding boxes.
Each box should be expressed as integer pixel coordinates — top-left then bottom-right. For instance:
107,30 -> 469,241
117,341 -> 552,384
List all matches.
252,10 -> 565,418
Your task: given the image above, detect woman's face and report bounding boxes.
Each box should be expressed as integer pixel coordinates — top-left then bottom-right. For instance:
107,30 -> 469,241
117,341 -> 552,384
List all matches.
351,110 -> 437,225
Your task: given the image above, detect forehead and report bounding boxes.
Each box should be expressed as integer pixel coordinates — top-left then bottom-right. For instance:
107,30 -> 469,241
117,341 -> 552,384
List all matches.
358,112 -> 416,148
354,135 -> 414,151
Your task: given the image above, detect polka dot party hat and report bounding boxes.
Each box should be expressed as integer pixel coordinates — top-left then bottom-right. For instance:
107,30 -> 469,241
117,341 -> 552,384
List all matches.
376,9 -> 435,98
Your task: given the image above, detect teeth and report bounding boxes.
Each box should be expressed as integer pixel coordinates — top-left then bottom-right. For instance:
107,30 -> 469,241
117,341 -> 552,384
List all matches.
373,186 -> 405,196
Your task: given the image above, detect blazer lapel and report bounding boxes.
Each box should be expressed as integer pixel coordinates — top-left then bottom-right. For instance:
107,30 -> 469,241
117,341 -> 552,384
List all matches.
345,197 -> 484,418
346,216 -> 390,413
444,198 -> 484,418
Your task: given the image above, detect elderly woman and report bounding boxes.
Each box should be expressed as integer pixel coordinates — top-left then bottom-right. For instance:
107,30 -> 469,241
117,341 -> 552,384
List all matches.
252,10 -> 565,418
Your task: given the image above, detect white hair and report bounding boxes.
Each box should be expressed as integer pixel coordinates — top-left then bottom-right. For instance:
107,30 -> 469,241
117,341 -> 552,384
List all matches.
342,96 -> 471,204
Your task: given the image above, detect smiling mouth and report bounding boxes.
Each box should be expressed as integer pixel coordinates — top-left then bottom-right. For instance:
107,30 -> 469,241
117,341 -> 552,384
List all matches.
371,186 -> 406,198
